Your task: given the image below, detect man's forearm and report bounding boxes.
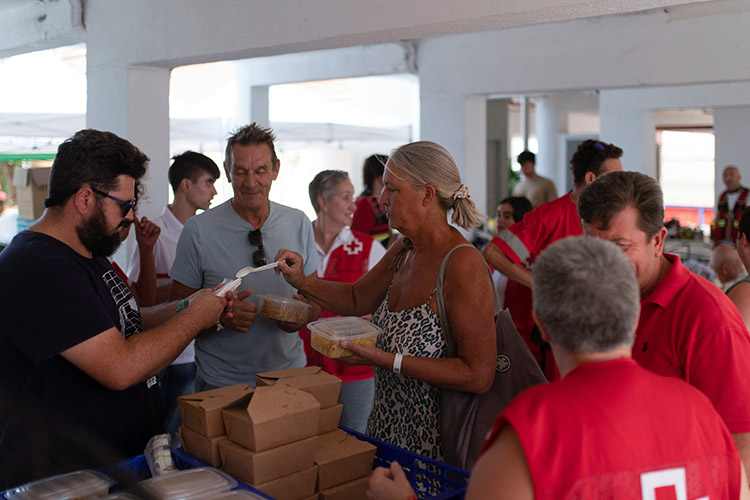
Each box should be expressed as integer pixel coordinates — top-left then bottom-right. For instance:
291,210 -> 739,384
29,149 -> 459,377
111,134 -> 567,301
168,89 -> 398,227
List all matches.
140,299 -> 183,329
482,243 -> 532,288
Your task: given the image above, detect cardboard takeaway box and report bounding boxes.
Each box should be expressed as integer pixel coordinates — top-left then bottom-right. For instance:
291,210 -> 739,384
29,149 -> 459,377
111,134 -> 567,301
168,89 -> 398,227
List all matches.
178,384 -> 254,437
221,384 -> 320,452
13,166 -> 51,220
314,431 -> 376,490
177,425 -> 227,467
317,404 -> 343,434
218,436 -> 318,485
252,465 -> 318,500
255,366 -> 342,409
319,475 -> 370,500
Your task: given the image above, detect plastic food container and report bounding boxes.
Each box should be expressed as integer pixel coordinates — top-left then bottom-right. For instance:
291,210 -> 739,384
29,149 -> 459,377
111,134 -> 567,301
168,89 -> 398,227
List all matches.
100,493 -> 139,500
134,467 -> 237,500
257,294 -> 311,323
308,316 -> 381,358
7,470 -> 115,500
195,491 -> 268,499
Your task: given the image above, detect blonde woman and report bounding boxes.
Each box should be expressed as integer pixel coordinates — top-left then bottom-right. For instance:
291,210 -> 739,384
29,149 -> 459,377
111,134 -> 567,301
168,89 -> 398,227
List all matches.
276,141 -> 496,460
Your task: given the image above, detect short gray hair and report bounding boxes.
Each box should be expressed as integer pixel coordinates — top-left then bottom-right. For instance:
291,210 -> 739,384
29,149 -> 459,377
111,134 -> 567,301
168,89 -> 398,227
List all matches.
309,170 -> 350,213
388,141 -> 483,229
533,236 -> 639,353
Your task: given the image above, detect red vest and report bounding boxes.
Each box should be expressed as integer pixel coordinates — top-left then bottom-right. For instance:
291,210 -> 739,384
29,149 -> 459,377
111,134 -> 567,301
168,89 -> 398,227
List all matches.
299,231 -> 375,382
483,359 -> 742,499
714,187 -> 749,244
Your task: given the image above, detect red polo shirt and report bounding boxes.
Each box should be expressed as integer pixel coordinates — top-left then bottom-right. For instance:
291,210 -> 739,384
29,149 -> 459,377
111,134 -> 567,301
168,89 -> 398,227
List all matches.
490,193 -> 580,380
634,253 -> 750,433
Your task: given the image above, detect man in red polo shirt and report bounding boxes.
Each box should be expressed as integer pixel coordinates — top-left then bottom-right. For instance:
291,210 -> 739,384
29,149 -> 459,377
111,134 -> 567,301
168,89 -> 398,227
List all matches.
579,170 -> 750,482
482,140 -> 623,380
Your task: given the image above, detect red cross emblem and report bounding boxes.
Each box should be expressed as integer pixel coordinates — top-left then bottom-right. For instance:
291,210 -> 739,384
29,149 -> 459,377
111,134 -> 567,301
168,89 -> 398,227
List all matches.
343,238 -> 364,255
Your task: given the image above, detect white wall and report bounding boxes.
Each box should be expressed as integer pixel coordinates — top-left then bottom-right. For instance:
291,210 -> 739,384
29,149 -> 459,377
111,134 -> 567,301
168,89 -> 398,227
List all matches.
5,0 -> 750,218
714,107 -> 750,188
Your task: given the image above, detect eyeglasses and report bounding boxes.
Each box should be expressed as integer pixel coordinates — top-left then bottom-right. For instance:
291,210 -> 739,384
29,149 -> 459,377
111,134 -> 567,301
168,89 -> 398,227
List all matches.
91,187 -> 136,218
248,229 -> 267,266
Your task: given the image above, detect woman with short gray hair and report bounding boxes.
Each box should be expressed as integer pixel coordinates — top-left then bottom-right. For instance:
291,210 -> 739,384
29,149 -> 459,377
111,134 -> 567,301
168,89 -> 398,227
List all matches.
299,169 -> 386,433
277,141 -> 496,461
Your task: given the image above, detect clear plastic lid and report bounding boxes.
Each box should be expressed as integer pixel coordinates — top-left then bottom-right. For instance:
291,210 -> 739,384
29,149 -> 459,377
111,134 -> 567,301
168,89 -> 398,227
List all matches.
194,490 -> 268,499
135,467 -> 237,500
258,294 -> 311,309
100,493 -> 140,500
307,316 -> 382,340
257,294 -> 311,323
7,470 -> 115,500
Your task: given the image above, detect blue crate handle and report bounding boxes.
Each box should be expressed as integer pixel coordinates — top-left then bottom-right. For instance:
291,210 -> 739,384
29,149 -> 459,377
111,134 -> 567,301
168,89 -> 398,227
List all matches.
340,426 -> 469,500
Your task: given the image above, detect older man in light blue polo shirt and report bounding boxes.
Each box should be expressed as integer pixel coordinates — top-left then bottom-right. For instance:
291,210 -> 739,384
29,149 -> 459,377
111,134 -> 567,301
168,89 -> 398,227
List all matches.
171,123 -> 319,390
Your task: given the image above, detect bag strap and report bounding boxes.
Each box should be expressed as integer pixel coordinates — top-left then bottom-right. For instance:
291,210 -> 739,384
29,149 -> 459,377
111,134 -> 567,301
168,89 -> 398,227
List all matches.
436,244 -> 502,357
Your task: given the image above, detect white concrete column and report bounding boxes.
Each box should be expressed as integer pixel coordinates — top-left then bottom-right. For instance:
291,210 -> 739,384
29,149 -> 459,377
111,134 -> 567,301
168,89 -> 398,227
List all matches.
421,87 -> 488,221
86,62 -> 170,268
420,88 -> 467,177
86,63 -> 171,220
714,106 -> 750,194
534,95 -> 564,189
465,95 -> 488,216
129,66 -> 171,218
250,86 -> 270,127
600,95 -> 656,178
486,98 -> 509,210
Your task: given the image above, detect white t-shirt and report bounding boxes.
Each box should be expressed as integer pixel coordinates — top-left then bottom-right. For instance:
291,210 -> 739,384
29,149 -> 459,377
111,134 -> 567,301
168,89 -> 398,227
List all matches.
726,190 -> 742,212
127,205 -> 194,365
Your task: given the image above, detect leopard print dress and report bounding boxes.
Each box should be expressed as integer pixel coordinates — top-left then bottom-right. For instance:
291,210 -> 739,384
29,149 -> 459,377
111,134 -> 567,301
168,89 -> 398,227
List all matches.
365,284 -> 448,460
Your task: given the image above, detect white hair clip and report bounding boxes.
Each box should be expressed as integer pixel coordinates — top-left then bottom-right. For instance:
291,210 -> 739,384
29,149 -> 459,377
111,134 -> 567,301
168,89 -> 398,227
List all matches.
453,184 -> 470,200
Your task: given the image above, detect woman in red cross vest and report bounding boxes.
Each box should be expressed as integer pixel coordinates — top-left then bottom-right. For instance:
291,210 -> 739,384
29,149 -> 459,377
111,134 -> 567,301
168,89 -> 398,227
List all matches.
299,170 -> 387,432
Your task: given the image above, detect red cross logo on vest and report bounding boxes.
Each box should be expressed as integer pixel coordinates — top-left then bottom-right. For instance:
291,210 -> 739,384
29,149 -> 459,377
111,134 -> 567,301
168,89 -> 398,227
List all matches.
343,238 -> 364,255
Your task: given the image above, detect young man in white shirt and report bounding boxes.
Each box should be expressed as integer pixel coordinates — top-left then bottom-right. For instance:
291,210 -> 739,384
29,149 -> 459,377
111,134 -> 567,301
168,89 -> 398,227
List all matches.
126,151 -> 220,437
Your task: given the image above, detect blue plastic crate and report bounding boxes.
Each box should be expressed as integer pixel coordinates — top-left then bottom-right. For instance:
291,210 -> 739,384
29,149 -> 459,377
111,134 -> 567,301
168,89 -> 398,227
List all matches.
342,426 -> 469,500
2,428 -> 469,500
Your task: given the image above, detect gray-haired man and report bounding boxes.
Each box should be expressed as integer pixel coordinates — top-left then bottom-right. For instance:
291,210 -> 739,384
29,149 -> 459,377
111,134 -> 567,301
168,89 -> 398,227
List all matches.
579,170 -> 750,482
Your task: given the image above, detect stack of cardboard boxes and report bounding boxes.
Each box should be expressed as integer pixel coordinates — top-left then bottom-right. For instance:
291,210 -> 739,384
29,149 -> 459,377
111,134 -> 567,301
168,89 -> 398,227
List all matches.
177,367 -> 376,500
177,383 -> 254,468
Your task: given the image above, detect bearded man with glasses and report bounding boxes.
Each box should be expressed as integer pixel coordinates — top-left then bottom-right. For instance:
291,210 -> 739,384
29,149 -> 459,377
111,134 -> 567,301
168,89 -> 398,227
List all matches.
0,129 -> 229,488
171,123 -> 319,391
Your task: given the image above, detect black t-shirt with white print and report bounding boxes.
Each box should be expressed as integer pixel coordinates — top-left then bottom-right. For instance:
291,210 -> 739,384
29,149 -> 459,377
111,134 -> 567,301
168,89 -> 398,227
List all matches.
0,230 -> 162,489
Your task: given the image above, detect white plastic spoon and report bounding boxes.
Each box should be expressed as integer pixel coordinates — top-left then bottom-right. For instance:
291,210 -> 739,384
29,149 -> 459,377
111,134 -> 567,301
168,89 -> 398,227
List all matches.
235,261 -> 280,277
213,261 -> 280,297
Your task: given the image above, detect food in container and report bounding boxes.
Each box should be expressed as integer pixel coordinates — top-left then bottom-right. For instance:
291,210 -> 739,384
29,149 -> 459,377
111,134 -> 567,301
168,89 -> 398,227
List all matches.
7,470 -> 115,500
135,467 -> 237,500
257,294 -> 311,323
308,317 -> 381,358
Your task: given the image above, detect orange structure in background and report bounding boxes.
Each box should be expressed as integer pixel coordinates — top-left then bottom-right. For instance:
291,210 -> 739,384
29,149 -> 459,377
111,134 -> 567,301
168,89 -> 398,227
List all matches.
665,206 -> 714,229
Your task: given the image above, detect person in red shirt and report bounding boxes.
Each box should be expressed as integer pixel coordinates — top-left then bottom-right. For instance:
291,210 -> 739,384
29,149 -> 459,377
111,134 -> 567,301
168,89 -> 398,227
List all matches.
368,236 -> 749,500
351,154 -> 392,247
579,170 -> 750,484
482,140 -> 623,380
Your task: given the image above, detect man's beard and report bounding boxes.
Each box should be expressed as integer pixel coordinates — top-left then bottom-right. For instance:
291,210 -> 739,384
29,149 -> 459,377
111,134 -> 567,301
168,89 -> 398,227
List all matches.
76,205 -> 130,257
